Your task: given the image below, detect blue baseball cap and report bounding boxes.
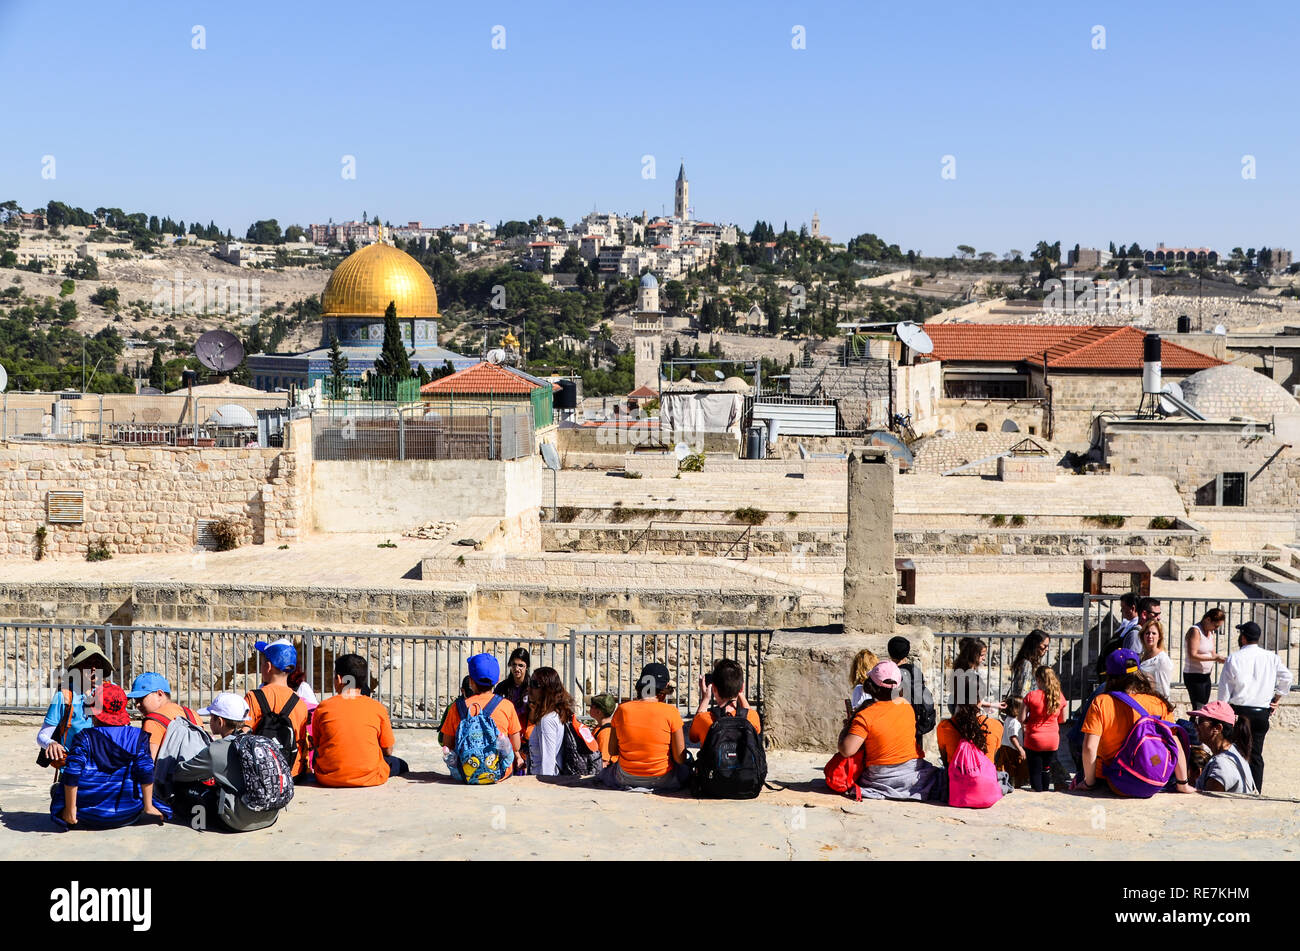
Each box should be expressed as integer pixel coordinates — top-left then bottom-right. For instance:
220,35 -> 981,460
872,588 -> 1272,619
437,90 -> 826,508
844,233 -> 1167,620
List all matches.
1105,648 -> 1141,676
126,672 -> 172,698
467,653 -> 499,685
254,638 -> 298,672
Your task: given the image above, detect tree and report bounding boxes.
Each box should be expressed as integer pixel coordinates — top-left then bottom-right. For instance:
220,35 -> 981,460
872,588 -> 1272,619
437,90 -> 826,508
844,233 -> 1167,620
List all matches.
284,225 -> 306,243
373,300 -> 412,381
148,349 -> 165,390
1117,257 -> 1130,279
245,219 -> 283,244
956,245 -> 975,259
328,333 -> 349,394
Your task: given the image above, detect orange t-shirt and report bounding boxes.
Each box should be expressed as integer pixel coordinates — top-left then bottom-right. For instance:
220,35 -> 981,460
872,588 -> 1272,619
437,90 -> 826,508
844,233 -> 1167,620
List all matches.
688,706 -> 762,744
848,699 -> 922,767
310,694 -> 396,787
1081,692 -> 1171,767
244,683 -> 311,775
439,692 -> 521,779
143,701 -> 199,749
936,715 -> 1004,763
611,700 -> 684,777
593,722 -> 615,764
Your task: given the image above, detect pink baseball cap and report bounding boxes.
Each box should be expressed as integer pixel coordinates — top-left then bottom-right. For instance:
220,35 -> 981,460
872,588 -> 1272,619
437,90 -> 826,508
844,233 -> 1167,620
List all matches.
869,661 -> 901,688
1189,700 -> 1237,727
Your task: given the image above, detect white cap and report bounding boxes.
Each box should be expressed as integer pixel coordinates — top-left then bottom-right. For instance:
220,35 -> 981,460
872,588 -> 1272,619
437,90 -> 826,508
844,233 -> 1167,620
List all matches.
197,691 -> 250,721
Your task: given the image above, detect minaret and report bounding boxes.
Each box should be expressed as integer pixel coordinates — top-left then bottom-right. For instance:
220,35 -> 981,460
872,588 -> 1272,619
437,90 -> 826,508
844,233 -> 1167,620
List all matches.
674,162 -> 689,221
811,211 -> 821,239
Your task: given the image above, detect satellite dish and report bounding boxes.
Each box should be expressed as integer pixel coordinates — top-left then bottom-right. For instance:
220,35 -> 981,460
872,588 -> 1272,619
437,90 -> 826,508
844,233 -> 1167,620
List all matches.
713,370 -> 724,380
866,430 -> 915,468
195,330 -> 245,373
1213,324 -> 1227,335
486,349 -> 507,364
0,362 -> 7,393
540,443 -> 560,471
674,442 -> 690,461
1159,381 -> 1185,416
895,321 -> 934,355
1001,419 -> 1020,433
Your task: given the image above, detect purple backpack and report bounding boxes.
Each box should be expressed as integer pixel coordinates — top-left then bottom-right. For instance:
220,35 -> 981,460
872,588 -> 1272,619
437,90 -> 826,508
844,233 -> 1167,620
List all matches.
1101,692 -> 1178,798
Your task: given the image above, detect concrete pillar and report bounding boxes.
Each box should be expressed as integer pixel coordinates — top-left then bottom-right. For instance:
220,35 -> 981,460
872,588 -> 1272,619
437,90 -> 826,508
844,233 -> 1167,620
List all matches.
843,447 -> 895,637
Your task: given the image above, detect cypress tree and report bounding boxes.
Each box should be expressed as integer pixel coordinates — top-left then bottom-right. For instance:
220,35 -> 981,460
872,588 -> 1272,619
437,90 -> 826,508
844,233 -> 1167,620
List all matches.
373,300 -> 412,382
148,349 -> 165,390
328,333 -> 349,395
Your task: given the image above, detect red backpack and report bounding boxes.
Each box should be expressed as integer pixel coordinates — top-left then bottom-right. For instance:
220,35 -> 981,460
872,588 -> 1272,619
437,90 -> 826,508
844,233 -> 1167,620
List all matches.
823,749 -> 864,801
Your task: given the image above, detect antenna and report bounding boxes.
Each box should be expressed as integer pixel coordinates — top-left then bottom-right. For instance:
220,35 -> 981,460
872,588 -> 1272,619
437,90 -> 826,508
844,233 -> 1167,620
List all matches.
195,330 -> 245,374
895,321 -> 934,355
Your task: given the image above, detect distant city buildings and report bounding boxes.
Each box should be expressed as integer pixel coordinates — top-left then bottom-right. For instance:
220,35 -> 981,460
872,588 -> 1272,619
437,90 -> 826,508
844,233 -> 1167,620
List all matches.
1067,247 -> 1112,269
1145,244 -> 1219,266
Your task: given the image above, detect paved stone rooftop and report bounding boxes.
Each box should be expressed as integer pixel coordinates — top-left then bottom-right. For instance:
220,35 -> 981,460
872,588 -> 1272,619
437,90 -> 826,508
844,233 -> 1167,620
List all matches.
3,725 -> 1295,860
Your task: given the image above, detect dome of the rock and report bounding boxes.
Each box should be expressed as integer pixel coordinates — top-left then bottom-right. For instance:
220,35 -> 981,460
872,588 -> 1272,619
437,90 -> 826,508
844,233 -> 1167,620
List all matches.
321,241 -> 438,317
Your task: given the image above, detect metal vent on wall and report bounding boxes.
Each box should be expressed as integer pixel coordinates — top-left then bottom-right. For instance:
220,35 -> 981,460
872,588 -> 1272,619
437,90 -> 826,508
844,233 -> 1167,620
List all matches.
195,520 -> 218,550
47,491 -> 84,524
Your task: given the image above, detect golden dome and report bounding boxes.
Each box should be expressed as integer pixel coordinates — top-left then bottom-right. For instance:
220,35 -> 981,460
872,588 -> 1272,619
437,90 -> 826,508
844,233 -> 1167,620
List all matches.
321,242 -> 438,317
503,330 -> 519,349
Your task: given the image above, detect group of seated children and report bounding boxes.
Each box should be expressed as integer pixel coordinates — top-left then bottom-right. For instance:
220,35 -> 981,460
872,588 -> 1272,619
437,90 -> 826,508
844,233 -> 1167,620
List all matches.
833,635 -> 1244,806
40,640 -> 407,831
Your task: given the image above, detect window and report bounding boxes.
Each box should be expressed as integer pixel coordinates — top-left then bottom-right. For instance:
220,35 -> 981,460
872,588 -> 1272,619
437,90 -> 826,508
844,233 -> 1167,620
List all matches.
975,422 -> 989,432
1220,472 -> 1247,507
1196,472 -> 1247,507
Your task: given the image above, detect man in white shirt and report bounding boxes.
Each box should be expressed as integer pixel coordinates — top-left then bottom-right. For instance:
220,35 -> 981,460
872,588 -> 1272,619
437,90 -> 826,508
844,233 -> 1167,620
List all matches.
1217,621 -> 1294,792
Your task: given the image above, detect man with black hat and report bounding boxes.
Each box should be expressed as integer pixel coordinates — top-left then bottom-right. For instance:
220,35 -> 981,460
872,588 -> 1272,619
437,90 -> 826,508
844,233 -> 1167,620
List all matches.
37,642 -> 114,770
1217,621 -> 1293,792
599,663 -> 689,791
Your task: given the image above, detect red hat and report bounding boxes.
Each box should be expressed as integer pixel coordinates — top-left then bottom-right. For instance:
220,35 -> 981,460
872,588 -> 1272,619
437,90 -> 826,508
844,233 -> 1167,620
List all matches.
91,682 -> 130,726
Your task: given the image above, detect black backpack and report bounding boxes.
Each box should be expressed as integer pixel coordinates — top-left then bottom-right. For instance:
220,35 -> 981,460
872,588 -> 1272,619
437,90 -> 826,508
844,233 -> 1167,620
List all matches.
557,717 -> 604,776
898,664 -> 937,736
252,689 -> 300,770
692,705 -> 766,799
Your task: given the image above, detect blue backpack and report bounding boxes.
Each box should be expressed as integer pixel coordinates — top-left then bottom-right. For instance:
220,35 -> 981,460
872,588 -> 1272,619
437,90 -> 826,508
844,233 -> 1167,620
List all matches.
452,696 -> 510,785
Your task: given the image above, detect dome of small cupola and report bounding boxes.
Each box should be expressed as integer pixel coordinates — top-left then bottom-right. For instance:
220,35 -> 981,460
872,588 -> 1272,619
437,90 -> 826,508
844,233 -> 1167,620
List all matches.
1180,363 -> 1300,420
639,272 -> 659,288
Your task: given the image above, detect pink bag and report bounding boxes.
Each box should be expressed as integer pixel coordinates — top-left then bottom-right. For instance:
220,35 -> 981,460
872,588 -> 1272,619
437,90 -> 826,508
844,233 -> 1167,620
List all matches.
948,739 -> 1002,808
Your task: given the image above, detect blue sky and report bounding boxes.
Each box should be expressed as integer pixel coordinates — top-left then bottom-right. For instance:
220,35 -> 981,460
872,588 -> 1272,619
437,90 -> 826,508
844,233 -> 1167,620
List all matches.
1,0 -> 1296,255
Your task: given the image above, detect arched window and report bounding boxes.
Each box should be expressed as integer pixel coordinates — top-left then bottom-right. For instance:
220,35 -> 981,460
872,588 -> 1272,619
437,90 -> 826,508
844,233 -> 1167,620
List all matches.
975,422 -> 989,432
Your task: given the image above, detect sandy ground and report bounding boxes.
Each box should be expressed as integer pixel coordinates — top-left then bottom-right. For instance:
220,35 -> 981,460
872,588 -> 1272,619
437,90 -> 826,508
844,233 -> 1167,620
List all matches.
3,724 -> 1297,860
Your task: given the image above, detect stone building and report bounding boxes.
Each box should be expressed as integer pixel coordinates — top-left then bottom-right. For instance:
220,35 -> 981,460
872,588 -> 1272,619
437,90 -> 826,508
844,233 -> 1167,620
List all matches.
921,324 -> 1222,442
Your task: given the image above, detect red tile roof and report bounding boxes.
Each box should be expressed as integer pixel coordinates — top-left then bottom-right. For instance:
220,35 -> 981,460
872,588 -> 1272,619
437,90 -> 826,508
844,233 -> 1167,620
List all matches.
627,385 -> 659,398
920,324 -> 1222,371
420,361 -> 544,395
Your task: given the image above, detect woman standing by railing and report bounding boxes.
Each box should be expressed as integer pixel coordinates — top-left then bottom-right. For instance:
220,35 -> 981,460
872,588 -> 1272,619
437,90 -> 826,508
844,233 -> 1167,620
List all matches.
1183,609 -> 1227,710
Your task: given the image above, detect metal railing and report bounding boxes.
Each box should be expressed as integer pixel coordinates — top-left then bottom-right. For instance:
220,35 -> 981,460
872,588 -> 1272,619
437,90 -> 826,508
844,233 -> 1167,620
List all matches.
1084,594 -> 1300,692
929,632 -> 1088,717
312,403 -> 534,460
0,623 -> 770,726
623,520 -> 752,559
570,628 -> 768,720
0,623 -> 573,728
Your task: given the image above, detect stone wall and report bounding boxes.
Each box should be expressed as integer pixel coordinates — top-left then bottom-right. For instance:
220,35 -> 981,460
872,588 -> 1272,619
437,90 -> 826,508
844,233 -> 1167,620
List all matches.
895,525 -> 1210,559
555,426 -> 738,456
543,523 -> 847,557
1049,371 -> 1198,443
934,398 -> 1048,438
910,431 -> 1064,475
310,457 -> 541,549
1101,419 -> 1300,514
789,359 -> 889,429
0,441 -> 301,559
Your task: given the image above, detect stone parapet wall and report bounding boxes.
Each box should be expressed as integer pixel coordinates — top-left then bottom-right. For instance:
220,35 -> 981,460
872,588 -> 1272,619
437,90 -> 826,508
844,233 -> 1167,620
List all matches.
895,526 -> 1210,559
543,523 -> 847,558
0,441 -> 300,559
